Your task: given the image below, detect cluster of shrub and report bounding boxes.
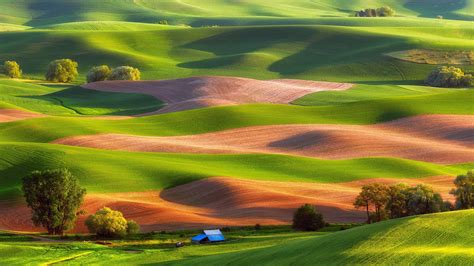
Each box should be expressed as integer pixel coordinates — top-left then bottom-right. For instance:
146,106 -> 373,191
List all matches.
354,6 -> 395,17
22,169 -> 140,238
425,66 -> 472,87
354,170 -> 474,224
0,59 -> 141,83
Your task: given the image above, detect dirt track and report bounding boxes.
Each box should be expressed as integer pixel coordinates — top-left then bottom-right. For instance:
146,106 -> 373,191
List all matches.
0,176 -> 455,233
54,115 -> 474,164
83,76 -> 352,114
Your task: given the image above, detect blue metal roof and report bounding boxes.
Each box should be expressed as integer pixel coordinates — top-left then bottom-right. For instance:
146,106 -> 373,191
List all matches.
207,234 -> 225,242
191,234 -> 207,241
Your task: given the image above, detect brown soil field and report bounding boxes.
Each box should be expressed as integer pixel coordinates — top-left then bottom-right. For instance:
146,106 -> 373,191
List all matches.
0,109 -> 46,122
83,76 -> 352,114
0,176 -> 455,233
53,115 -> 474,164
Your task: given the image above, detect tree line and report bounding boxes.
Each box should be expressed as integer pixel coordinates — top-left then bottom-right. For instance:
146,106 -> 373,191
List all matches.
0,59 -> 141,83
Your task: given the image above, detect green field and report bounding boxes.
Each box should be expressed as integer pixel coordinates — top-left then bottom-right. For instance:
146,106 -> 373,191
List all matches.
0,1 -> 473,264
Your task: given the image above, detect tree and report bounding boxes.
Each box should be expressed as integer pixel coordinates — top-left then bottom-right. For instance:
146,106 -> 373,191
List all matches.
425,66 -> 472,87
354,183 -> 389,223
386,183 -> 411,219
86,207 -> 134,237
292,204 -> 325,231
45,59 -> 78,83
108,66 -> 141,81
3,61 -> 22,78
22,169 -> 86,235
126,220 -> 141,235
450,170 -> 474,209
406,184 -> 445,215
376,6 -> 395,17
86,65 -> 111,83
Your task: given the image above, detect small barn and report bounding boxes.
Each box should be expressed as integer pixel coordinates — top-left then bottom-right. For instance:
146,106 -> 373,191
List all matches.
191,229 -> 225,244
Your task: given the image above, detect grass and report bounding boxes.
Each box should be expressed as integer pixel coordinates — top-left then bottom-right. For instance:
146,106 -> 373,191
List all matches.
0,80 -> 164,115
0,142 -> 470,200
172,210 -> 474,265
0,88 -> 472,143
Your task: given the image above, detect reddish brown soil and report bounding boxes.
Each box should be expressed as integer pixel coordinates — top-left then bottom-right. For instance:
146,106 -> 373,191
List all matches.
0,109 -> 46,122
0,176 -> 454,233
53,115 -> 474,164
82,76 -> 352,114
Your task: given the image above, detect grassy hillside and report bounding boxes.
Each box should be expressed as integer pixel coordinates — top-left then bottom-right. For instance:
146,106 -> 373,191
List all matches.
175,210 -> 474,265
0,142 -> 469,199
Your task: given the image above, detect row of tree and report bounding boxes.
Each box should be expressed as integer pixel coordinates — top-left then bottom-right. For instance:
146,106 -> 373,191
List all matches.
22,169 -> 139,237
354,6 -> 395,17
1,59 -> 141,83
354,170 -> 473,223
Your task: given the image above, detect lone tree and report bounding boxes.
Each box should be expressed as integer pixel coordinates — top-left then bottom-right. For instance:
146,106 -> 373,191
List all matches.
3,61 -> 22,78
45,59 -> 78,83
87,65 -> 111,83
354,183 -> 389,223
425,66 -> 472,87
86,207 -> 140,237
108,66 -> 141,81
450,170 -> 474,209
292,204 -> 325,231
22,169 -> 86,235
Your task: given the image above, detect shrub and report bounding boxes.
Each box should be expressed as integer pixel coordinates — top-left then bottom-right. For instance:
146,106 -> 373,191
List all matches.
3,61 -> 22,78
87,65 -> 111,83
22,169 -> 86,235
45,59 -> 78,83
425,66 -> 472,87
127,220 -> 141,235
376,6 -> 395,17
85,207 -> 128,237
292,204 -> 325,231
108,66 -> 141,81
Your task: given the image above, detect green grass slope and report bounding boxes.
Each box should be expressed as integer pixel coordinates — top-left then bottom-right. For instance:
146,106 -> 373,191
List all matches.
0,89 -> 472,143
0,142 -> 469,200
174,210 -> 474,265
0,24 -> 472,82
0,80 -> 164,115
0,0 -> 471,27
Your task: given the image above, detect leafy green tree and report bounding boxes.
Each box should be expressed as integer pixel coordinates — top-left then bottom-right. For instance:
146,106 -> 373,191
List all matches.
425,66 -> 472,87
450,170 -> 474,209
354,183 -> 389,223
406,184 -> 445,215
22,169 -> 86,235
376,6 -> 395,17
85,207 -> 129,237
3,61 -> 22,78
386,183 -> 411,219
126,220 -> 141,235
108,66 -> 141,81
87,65 -> 111,83
292,204 -> 325,231
45,59 -> 78,82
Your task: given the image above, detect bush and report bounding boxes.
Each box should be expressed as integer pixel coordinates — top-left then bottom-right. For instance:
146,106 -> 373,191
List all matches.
45,59 -> 78,83
376,6 -> 395,17
85,207 -> 128,237
108,66 -> 141,81
292,204 -> 325,231
3,61 -> 22,78
425,66 -> 472,87
126,220 -> 141,235
87,65 -> 111,83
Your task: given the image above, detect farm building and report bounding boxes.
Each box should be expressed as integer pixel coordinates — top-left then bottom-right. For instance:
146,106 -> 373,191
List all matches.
191,229 -> 225,244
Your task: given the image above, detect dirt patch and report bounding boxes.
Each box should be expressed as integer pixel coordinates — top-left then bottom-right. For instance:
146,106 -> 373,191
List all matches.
54,115 -> 474,164
387,49 -> 474,65
0,109 -> 46,122
82,76 -> 352,114
0,176 -> 455,233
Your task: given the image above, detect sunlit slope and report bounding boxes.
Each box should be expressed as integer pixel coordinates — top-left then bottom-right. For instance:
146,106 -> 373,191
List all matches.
0,142 -> 470,200
0,25 -> 472,81
175,210 -> 474,265
0,0 -> 471,26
